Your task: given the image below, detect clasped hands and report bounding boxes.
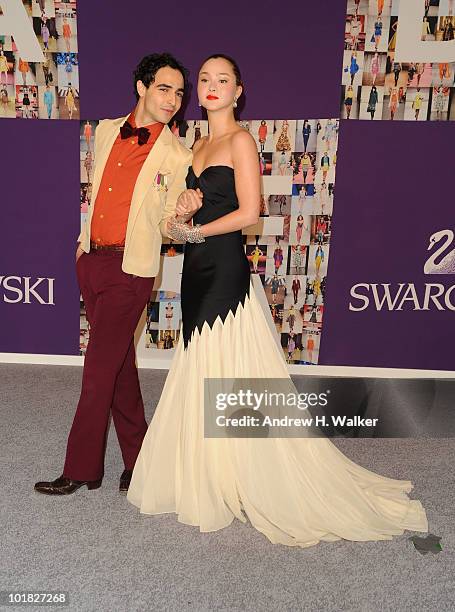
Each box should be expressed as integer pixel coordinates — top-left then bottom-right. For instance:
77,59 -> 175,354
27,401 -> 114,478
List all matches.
175,188 -> 203,219
168,188 -> 205,243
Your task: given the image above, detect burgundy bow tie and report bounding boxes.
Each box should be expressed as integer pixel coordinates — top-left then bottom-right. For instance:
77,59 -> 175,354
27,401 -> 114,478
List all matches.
120,120 -> 150,145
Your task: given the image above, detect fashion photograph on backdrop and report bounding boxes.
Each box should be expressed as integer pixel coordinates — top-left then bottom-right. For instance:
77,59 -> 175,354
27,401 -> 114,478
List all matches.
1,1 -> 454,610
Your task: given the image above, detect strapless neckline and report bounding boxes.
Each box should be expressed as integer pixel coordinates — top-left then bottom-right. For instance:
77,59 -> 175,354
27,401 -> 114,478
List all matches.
190,165 -> 234,180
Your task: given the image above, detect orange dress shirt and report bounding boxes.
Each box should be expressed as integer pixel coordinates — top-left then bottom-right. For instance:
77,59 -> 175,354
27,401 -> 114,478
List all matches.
90,112 -> 164,246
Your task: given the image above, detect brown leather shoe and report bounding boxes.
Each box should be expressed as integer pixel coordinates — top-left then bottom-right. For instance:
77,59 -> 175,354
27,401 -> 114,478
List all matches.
119,469 -> 133,493
34,475 -> 102,495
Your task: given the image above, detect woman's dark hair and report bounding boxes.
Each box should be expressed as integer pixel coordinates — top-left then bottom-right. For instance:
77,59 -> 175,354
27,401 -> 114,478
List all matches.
201,53 -> 243,88
133,53 -> 189,101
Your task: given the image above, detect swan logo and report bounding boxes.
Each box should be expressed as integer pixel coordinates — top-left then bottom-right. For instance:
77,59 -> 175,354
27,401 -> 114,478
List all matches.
424,229 -> 455,275
349,229 -> 455,312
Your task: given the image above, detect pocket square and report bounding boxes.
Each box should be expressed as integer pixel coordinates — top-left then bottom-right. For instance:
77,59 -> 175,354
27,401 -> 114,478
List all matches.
154,171 -> 169,191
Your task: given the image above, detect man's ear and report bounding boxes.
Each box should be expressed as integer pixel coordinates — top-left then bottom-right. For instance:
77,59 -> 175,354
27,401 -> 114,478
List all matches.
136,80 -> 146,98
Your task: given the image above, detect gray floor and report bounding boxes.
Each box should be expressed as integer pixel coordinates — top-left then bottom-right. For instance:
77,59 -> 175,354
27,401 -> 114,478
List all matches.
1,364 -> 454,612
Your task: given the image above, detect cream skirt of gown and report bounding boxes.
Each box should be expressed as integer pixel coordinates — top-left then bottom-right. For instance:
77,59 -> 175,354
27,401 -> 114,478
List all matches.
127,165 -> 428,548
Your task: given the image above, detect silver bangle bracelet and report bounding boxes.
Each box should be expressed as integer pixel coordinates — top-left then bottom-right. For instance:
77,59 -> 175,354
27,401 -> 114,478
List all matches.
167,217 -> 205,244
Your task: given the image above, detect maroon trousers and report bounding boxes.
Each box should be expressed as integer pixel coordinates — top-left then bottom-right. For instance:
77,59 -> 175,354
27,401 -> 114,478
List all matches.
63,250 -> 154,481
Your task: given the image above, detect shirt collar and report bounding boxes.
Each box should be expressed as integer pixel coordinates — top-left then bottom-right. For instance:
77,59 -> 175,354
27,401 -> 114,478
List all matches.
127,110 -> 164,137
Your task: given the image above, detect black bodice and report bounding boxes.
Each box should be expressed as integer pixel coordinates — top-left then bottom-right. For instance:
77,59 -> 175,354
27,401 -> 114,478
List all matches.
181,166 -> 251,347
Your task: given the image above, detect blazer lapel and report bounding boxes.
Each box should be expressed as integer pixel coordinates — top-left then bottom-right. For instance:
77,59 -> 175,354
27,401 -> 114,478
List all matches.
90,115 -> 127,206
126,125 -> 172,235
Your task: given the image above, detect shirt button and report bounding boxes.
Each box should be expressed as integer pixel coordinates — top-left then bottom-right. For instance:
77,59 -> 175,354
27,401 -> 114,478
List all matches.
100,214 -> 104,219
131,140 -> 135,144
96,238 -> 101,242
117,162 -> 122,167
108,187 -> 112,192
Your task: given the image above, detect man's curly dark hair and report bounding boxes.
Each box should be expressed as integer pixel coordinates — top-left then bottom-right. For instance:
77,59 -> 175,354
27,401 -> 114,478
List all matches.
133,53 -> 189,101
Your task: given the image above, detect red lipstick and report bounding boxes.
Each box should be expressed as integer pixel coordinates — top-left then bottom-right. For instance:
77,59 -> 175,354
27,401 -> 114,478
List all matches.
206,95 -> 219,100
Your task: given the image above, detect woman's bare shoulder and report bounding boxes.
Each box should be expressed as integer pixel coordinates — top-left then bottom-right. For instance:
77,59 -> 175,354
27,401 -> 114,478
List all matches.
230,127 -> 257,155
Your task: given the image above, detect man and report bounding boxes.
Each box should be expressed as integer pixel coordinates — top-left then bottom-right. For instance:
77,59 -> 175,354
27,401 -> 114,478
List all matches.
35,53 -> 195,496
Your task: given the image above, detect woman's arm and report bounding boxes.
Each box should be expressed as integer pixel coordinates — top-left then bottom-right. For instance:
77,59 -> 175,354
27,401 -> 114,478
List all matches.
199,130 -> 260,237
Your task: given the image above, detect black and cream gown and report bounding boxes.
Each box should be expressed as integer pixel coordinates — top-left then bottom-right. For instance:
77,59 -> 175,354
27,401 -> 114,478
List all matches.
127,166 -> 428,548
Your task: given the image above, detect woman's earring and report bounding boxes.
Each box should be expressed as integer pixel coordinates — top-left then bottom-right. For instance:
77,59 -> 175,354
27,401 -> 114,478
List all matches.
233,97 -> 238,108
198,100 -> 202,107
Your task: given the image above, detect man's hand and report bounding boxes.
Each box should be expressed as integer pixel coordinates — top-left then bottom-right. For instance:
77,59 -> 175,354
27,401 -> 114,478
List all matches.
175,188 -> 203,219
76,245 -> 84,262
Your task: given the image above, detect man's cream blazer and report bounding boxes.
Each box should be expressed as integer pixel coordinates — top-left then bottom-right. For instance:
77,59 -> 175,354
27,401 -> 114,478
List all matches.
78,115 -> 192,277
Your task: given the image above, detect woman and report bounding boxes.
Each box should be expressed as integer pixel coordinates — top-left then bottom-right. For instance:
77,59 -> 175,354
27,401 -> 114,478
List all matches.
389,86 -> 399,120
286,306 -> 296,333
442,17 -> 454,41
192,119 -> 201,146
373,18 -> 382,50
300,151 -> 311,181
292,244 -> 304,274
367,84 -> 378,119
62,17 -> 72,52
316,216 -> 328,244
314,245 -> 325,276
348,51 -> 359,85
278,150 -> 287,175
84,150 -> 93,184
306,334 -> 315,363
21,86 -> 31,118
286,333 -> 296,363
127,54 -> 428,548
0,50 -> 9,85
275,119 -> 291,151
407,62 -> 416,85
42,52 -> 51,86
41,16 -> 49,50
344,84 -> 354,118
388,20 -> 397,51
412,89 -> 424,120
349,14 -> 361,50
415,62 -> 426,87
43,83 -> 53,119
18,57 -> 29,86
320,151 -> 330,182
258,120 -> 267,152
318,181 -> 329,214
295,214 -> 306,244
0,84 -> 8,115
165,302 -> 174,330
250,245 -> 263,274
292,277 -> 301,304
302,119 -> 311,152
83,120 -> 92,150
392,60 -> 402,87
370,52 -> 380,85
438,62 -> 450,82
433,86 -> 446,120
65,84 -> 76,119
422,16 -> 431,41
273,242 -> 284,274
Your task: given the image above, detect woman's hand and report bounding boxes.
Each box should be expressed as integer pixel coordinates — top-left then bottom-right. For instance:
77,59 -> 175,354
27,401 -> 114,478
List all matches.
175,188 -> 203,218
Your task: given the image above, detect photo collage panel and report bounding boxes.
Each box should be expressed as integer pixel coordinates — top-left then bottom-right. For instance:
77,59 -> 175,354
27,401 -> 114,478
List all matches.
79,118 -> 338,364
342,0 -> 455,120
0,0 -> 79,120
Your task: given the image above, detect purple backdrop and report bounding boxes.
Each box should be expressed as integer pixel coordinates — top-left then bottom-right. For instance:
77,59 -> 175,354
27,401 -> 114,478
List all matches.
77,0 -> 347,119
320,120 -> 455,370
0,120 -> 81,354
1,0 -> 454,369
